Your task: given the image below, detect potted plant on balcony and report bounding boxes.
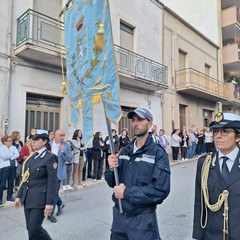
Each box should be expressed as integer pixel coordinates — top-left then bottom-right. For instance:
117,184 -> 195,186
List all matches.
225,75 -> 240,87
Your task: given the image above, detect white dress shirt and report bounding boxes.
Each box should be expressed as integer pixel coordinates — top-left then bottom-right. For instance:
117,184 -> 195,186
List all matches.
218,147 -> 239,173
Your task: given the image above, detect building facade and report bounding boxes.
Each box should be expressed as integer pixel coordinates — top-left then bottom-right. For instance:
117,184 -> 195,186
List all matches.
0,0 -> 168,140
162,6 -> 227,136
161,0 -> 240,115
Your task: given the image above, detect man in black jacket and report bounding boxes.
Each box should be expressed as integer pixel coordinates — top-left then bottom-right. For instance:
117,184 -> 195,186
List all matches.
105,108 -> 170,240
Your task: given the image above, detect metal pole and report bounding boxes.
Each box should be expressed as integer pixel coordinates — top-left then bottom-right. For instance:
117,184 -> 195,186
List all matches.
59,0 -> 72,17
105,116 -> 123,213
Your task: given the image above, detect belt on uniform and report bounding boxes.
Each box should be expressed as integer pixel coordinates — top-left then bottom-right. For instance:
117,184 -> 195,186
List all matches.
115,205 -> 156,216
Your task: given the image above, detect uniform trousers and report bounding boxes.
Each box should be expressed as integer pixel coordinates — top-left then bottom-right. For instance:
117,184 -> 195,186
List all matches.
24,208 -> 52,240
111,206 -> 161,240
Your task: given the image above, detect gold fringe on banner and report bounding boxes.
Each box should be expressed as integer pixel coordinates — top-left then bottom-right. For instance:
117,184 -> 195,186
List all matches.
78,99 -> 83,109
92,93 -> 102,104
94,24 -> 106,52
107,90 -> 113,107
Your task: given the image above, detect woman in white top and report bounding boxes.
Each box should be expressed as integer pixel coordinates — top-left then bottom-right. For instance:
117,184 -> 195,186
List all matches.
71,129 -> 85,189
204,127 -> 213,153
0,135 -> 19,206
171,129 -> 182,161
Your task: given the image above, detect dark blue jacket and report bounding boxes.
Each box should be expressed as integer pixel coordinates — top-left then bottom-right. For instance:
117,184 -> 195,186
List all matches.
17,150 -> 58,209
193,151 -> 240,240
105,135 -> 170,216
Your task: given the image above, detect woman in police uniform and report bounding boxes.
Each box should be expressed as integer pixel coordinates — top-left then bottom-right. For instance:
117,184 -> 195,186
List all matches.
14,130 -> 58,240
193,113 -> 240,240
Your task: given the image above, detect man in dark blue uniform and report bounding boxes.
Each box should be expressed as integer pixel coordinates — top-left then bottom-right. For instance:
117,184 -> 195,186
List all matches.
105,108 -> 171,240
193,113 -> 240,240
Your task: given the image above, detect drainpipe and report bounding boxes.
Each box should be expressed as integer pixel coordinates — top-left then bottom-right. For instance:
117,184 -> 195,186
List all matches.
171,32 -> 175,130
4,0 -> 13,135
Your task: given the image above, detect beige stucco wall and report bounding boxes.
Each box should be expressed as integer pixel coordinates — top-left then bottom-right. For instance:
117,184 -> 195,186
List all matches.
160,0 -> 221,45
162,8 -> 222,134
0,0 -> 165,139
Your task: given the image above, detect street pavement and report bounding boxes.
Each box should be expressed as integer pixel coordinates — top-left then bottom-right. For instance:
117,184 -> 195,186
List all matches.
0,158 -> 198,240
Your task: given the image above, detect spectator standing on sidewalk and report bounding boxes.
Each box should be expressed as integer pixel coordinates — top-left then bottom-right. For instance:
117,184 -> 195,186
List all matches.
92,132 -> 106,182
158,129 -> 169,150
0,135 -> 19,206
105,129 -> 119,169
71,129 -> 85,189
119,129 -> 130,151
204,127 -> 213,153
179,129 -> 189,160
188,127 -> 197,159
62,140 -> 74,191
48,129 -> 72,223
196,129 -> 204,156
171,129 -> 182,161
85,139 -> 94,178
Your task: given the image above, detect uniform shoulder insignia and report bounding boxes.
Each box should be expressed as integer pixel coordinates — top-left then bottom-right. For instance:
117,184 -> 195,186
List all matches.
53,162 -> 58,169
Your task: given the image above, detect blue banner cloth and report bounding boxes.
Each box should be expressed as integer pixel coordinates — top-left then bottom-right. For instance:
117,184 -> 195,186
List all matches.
64,0 -> 122,145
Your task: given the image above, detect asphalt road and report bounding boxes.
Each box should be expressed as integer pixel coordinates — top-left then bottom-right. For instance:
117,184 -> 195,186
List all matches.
0,159 -> 197,240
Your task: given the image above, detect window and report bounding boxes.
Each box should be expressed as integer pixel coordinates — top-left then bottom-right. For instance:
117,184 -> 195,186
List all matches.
203,109 -> 213,127
120,21 -> 134,51
179,50 -> 187,70
25,93 -> 61,138
205,64 -> 211,76
179,104 -> 187,130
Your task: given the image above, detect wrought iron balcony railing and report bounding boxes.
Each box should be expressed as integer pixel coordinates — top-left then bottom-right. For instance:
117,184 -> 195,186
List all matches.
115,45 -> 168,85
16,9 -> 64,50
16,9 -> 168,85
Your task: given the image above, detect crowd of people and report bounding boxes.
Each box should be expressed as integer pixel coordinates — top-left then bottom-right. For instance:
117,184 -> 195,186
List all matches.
0,127 -> 132,210
170,126 -> 215,162
0,124 -> 215,211
1,109 -> 240,240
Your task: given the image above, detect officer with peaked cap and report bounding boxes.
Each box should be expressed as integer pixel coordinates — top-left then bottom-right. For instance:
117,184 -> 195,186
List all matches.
193,113 -> 240,240
14,130 -> 58,240
105,107 -> 170,240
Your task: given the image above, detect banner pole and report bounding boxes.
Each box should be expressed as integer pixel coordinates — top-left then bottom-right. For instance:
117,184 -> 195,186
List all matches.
59,0 -> 72,17
105,115 -> 123,213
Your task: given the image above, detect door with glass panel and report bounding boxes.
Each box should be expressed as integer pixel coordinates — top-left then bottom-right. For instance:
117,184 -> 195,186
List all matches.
25,94 -> 60,138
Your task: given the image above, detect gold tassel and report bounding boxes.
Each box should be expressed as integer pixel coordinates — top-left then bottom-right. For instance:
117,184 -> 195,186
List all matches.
94,24 -> 106,52
62,81 -> 67,95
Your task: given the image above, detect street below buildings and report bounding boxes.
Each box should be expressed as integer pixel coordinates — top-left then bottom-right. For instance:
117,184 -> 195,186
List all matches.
0,159 -> 197,240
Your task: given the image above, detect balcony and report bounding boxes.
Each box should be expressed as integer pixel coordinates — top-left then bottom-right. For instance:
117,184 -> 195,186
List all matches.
221,6 -> 240,28
222,43 -> 240,77
14,10 -> 168,90
115,45 -> 168,91
223,82 -> 240,108
175,68 -> 229,101
15,9 -> 64,67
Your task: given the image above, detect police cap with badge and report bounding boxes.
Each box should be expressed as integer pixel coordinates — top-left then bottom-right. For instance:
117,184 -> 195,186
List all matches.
30,129 -> 50,141
209,112 -> 240,129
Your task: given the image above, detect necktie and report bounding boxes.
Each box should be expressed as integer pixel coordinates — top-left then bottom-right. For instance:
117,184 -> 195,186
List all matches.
33,152 -> 39,159
221,156 -> 229,180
